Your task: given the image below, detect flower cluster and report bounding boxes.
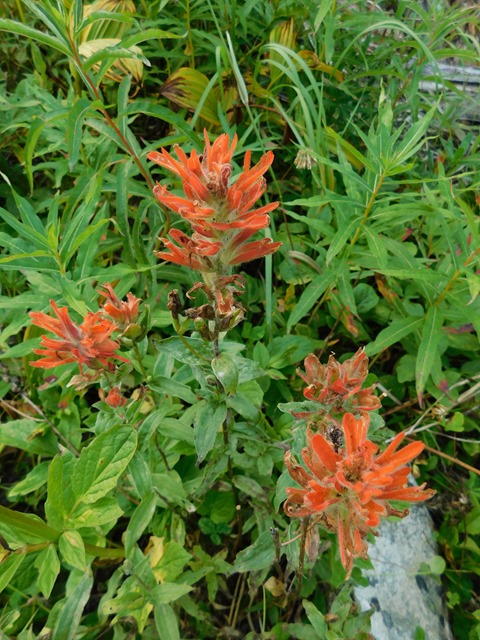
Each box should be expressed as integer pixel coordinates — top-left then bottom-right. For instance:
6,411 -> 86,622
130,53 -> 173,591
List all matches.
293,348 -> 381,420
29,285 -> 141,403
30,301 -> 126,373
148,131 -> 281,273
284,352 -> 434,577
99,283 -> 140,329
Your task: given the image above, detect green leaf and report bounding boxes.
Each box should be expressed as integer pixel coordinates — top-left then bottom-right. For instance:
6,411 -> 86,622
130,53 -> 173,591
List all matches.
150,541 -> 191,583
326,218 -> 358,265
303,600 -> 327,638
231,530 -> 275,573
59,531 -> 86,570
0,419 -> 57,456
45,453 -> 76,530
362,226 -> 388,269
121,28 -> 183,47
51,571 -> 94,640
0,204 -> 51,252
72,425 -> 137,504
34,544 -> 60,598
125,493 -> 157,557
416,306 -> 443,406
67,97 -> 100,170
149,376 -> 197,404
212,354 -> 239,396
0,553 -> 26,594
8,461 -> 49,498
444,412 -> 464,433
365,316 -> 424,357
336,261 -> 357,315
287,270 -> 336,331
151,582 -> 192,604
0,18 -> 71,56
314,0 -> 335,32
392,104 -> 437,166
154,603 -> 181,640
194,401 -> 227,463
115,159 -> 136,266
428,555 -> 446,575
71,497 -> 124,527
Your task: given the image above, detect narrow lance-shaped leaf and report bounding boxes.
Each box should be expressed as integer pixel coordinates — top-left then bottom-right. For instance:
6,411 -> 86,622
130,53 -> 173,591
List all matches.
365,316 -> 424,357
416,306 -> 444,406
287,269 -> 336,332
67,97 -> 101,170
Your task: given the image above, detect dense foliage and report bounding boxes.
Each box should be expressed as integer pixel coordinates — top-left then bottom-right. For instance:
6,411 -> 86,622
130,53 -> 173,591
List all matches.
0,0 -> 479,638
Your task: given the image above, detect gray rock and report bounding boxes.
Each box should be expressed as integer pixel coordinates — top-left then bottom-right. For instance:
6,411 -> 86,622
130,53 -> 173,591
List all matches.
354,505 -> 453,640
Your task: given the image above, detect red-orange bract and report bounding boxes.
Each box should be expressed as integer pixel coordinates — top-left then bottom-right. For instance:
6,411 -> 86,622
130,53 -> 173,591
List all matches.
29,300 -> 128,372
293,348 -> 381,419
98,283 -> 141,327
284,412 -> 435,577
147,131 -> 281,271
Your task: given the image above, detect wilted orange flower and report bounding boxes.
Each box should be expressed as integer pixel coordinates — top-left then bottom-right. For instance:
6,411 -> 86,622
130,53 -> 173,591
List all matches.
98,283 -> 141,327
148,131 -> 281,271
30,300 -> 128,372
293,348 -> 381,419
284,412 -> 435,577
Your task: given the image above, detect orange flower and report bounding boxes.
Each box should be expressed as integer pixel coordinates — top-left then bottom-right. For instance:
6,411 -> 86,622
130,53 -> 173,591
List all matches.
105,386 -> 127,408
155,229 -> 223,272
293,349 -> 381,419
284,413 -> 435,577
98,283 -> 141,326
30,300 -> 128,372
148,131 -> 281,271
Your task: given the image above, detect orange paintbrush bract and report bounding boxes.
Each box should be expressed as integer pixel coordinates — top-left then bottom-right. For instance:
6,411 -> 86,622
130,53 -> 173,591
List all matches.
98,283 -> 141,327
30,300 -> 128,372
293,348 -> 382,419
284,413 -> 435,577
148,131 -> 281,271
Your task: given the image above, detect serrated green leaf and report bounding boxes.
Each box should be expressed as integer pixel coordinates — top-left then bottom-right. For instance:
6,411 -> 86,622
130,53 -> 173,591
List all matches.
72,425 -> 137,504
